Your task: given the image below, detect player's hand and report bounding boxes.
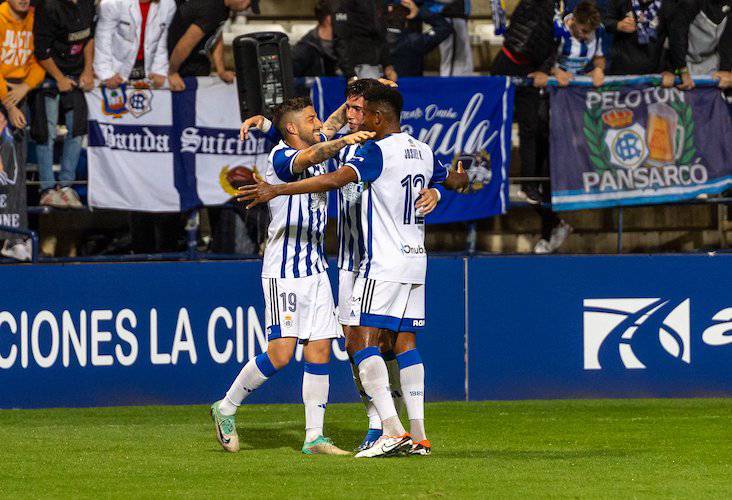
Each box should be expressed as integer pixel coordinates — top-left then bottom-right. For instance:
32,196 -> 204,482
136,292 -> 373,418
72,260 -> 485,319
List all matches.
236,174 -> 278,208
240,115 -> 266,140
591,67 -> 605,87
714,71 -> 732,89
342,130 -> 376,145
376,77 -> 398,88
454,160 -> 469,192
168,72 -> 186,92
677,71 -> 695,90
415,187 -> 439,216
660,71 -> 676,88
528,71 -> 549,88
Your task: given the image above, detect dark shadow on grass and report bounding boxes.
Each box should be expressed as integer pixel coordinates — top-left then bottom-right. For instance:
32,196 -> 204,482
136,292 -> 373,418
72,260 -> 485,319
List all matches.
435,449 -> 643,460
227,423 -> 363,452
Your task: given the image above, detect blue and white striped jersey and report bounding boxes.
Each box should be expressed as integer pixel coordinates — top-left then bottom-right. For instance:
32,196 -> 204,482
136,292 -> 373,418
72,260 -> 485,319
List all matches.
261,135 -> 329,279
554,14 -> 604,75
335,143 -> 366,272
344,133 -> 448,285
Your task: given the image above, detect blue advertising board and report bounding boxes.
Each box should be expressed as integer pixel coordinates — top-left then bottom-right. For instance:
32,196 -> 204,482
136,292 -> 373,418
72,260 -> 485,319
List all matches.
0,258 -> 466,409
2,254 -> 731,409
468,255 -> 732,399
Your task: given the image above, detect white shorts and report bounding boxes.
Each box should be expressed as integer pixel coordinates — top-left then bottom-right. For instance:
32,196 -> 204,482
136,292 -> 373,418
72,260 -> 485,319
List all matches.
262,272 -> 341,342
349,277 -> 425,332
338,269 -> 359,325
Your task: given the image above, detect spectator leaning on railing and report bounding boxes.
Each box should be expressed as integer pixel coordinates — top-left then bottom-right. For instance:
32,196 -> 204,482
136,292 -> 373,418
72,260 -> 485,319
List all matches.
551,0 -> 606,87
385,0 -> 453,77
32,0 -> 95,209
166,0 -> 254,91
490,0 -> 572,254
292,0 -> 339,78
333,0 -> 397,82
94,0 -> 177,89
670,0 -> 731,89
603,0 -> 681,85
0,0 -> 44,261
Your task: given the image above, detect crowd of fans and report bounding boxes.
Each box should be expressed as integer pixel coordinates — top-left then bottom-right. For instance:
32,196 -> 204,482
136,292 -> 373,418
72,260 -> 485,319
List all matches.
0,0 -> 730,260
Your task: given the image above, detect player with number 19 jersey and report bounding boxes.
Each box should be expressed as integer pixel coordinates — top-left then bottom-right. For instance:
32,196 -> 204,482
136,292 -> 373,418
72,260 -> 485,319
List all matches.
261,133 -> 340,344
344,132 -> 448,331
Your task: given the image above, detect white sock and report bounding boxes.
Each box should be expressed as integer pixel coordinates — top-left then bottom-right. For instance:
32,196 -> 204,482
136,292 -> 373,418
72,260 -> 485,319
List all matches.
384,352 -> 404,416
355,347 -> 405,436
220,352 -> 277,416
398,349 -> 426,441
303,362 -> 330,442
351,361 -> 382,429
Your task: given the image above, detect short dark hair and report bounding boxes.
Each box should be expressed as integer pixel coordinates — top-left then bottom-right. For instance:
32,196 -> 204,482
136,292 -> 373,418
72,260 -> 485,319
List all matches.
344,78 -> 384,99
314,0 -> 332,25
363,85 -> 403,118
573,0 -> 602,29
272,96 -> 313,135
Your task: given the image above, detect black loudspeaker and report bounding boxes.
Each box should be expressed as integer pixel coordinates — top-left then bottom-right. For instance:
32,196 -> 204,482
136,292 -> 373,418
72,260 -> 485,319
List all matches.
233,32 -> 295,121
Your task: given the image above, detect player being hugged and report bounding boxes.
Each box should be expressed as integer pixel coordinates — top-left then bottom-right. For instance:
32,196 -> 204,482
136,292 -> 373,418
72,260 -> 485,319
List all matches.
239,86 -> 468,458
210,97 -> 373,455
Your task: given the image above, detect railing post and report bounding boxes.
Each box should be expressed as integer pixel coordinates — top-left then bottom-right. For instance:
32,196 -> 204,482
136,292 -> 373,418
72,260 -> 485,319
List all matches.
185,209 -> 199,260
617,207 -> 624,254
466,222 -> 477,255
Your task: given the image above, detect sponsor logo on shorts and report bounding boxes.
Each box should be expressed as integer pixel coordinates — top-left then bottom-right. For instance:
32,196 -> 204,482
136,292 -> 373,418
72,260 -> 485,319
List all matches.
412,319 -> 425,327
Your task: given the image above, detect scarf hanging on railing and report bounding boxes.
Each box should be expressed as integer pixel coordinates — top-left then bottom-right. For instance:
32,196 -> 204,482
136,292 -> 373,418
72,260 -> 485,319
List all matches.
630,0 -> 661,45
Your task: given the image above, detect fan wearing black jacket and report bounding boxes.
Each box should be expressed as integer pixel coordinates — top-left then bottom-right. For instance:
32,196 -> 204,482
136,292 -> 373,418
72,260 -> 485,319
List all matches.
669,0 -> 731,89
292,0 -> 339,77
603,0 -> 682,85
333,0 -> 397,81
490,0 -> 572,254
385,0 -> 453,77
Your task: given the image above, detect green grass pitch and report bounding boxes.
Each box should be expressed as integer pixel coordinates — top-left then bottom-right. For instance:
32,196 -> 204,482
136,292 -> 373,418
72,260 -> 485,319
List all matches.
1,399 -> 730,498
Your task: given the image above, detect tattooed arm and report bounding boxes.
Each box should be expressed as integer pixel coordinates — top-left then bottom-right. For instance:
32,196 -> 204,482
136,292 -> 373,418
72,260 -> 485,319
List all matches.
321,102 -> 348,139
291,131 -> 374,173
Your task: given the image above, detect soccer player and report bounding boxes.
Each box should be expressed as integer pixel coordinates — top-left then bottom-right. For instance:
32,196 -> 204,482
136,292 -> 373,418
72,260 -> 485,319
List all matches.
239,79 -> 442,452
210,96 -> 373,455
239,86 -> 468,458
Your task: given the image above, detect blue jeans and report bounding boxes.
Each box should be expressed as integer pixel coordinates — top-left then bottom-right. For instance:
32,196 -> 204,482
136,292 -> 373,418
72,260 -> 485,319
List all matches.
36,93 -> 83,191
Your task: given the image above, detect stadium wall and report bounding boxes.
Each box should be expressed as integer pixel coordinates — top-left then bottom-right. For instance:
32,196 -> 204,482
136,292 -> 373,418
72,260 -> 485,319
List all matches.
0,255 -> 729,409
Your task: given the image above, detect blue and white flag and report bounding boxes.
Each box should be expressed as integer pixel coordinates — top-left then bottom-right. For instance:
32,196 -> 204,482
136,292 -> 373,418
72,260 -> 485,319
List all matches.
86,78 -> 270,212
312,76 -> 514,224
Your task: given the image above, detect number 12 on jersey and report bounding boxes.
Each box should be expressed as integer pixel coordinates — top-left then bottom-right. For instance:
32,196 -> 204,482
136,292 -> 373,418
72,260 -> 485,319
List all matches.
401,174 -> 426,225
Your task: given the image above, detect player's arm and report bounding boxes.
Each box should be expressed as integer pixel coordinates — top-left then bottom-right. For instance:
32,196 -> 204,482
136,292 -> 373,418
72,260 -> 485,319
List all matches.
291,131 -> 374,173
321,103 -> 347,139
238,166 -> 358,208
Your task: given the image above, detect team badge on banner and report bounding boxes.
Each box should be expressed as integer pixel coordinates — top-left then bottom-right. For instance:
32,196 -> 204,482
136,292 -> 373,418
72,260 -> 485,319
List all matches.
550,84 -> 732,211
312,76 -> 513,223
